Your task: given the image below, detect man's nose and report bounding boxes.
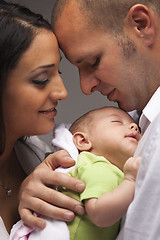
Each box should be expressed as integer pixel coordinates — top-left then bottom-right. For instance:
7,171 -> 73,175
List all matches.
79,70 -> 100,95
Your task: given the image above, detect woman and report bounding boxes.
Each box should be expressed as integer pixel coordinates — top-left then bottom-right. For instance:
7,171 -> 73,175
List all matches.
0,1 -> 71,238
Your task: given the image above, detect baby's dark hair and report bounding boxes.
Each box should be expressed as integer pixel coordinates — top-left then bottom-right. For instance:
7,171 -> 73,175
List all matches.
69,107 -> 106,134
69,109 -> 98,134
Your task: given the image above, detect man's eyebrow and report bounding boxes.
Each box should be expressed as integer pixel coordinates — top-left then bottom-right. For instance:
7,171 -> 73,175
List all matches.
30,64 -> 55,73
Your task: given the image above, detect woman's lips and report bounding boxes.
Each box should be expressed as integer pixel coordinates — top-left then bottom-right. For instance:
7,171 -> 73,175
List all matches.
39,107 -> 57,117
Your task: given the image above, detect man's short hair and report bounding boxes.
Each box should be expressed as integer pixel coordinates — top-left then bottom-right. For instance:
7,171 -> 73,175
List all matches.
52,0 -> 160,34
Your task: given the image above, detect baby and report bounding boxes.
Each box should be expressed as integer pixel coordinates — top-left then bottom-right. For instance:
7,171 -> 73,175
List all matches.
10,107 -> 142,240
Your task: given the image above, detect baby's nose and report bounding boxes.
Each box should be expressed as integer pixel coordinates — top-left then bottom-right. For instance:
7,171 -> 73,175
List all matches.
129,123 -> 139,132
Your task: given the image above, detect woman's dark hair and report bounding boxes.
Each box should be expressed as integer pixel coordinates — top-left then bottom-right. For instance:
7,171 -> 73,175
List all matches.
0,1 -> 51,155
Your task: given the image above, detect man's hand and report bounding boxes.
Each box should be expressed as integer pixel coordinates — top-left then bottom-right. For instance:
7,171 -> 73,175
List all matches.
19,150 -> 85,229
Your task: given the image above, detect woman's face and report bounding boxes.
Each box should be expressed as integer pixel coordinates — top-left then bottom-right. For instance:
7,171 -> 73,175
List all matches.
3,30 -> 68,139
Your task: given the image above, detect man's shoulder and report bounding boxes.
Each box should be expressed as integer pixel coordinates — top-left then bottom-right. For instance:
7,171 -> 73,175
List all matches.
147,111 -> 160,135
135,112 -> 160,158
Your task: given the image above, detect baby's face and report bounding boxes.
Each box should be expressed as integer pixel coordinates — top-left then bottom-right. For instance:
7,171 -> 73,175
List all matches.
88,107 -> 142,171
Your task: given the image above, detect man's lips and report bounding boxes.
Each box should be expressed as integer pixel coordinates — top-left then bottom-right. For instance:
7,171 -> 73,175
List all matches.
100,88 -> 116,100
106,89 -> 116,101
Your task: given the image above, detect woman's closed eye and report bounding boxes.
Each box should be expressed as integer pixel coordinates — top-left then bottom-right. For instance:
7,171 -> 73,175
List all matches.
32,72 -> 49,87
32,79 -> 49,86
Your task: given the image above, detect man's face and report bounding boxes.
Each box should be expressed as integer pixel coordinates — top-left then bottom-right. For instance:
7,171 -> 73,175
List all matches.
54,2 -> 156,112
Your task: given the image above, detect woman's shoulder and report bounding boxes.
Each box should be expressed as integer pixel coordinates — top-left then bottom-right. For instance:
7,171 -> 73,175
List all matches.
24,136 -> 51,153
0,217 -> 9,240
14,136 -> 52,175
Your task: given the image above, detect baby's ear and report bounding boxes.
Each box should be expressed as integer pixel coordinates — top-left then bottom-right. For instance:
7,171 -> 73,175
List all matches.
73,132 -> 92,151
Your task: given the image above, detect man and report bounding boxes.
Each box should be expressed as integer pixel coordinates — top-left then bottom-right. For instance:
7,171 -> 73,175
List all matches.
19,1 -> 160,239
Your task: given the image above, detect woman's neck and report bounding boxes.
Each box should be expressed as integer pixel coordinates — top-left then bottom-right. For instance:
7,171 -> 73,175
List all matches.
1,128 -> 21,162
0,138 -> 26,233
0,138 -> 16,182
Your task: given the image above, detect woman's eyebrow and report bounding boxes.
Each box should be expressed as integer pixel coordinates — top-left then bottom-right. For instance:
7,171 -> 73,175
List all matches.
30,64 -> 55,73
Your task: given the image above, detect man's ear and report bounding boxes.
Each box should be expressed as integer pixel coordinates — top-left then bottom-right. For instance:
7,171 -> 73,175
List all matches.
126,4 -> 155,46
73,132 -> 92,151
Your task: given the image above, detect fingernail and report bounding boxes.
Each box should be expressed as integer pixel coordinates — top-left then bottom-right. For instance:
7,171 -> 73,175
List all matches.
37,220 -> 46,229
75,205 -> 85,215
64,156 -> 74,161
76,183 -> 85,192
64,212 -> 74,221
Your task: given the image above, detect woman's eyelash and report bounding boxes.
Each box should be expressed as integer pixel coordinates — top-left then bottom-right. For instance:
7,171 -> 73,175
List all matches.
32,79 -> 49,86
58,69 -> 62,74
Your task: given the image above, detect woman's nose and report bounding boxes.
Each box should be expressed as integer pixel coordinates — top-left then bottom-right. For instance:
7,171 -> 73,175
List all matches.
50,75 -> 68,100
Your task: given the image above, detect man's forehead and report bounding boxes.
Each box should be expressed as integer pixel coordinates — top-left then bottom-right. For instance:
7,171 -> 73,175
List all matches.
58,34 -> 99,64
54,0 -> 85,31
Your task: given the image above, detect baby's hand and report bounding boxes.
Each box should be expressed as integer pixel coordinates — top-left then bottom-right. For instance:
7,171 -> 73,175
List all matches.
123,156 -> 141,182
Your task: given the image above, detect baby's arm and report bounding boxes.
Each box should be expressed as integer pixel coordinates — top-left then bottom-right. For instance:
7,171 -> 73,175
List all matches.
85,156 -> 141,228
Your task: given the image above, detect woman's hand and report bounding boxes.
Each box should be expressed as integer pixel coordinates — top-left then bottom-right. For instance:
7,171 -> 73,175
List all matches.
18,150 -> 85,229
